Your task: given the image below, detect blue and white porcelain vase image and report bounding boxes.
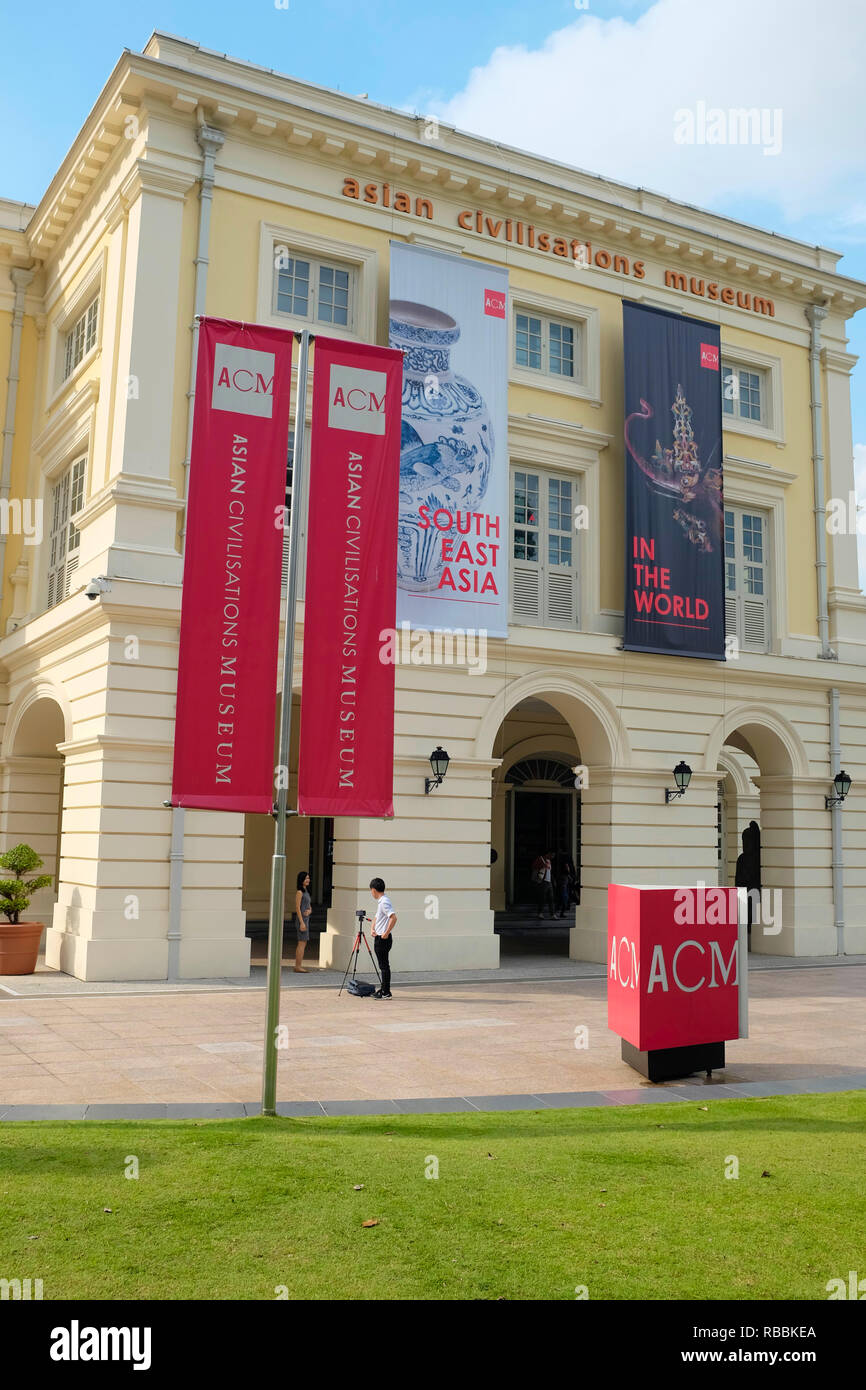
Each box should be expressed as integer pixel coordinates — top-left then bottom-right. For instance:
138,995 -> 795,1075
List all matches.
389,299 -> 493,593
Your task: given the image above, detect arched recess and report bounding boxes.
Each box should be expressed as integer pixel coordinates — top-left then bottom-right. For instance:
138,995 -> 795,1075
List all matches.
0,682 -> 72,936
2,680 -> 73,759
474,668 -> 631,768
716,749 -> 760,887
706,704 -> 811,956
703,703 -> 809,780
717,748 -> 755,798
498,737 -> 581,781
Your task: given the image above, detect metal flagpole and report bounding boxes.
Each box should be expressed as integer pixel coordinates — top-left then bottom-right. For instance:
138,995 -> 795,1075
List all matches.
262,328 -> 311,1117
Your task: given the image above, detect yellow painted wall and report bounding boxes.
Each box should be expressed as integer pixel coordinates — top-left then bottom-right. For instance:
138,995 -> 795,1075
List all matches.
1,310 -> 39,627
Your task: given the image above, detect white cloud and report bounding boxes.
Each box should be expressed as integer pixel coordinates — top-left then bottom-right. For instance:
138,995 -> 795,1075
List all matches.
433,0 -> 866,225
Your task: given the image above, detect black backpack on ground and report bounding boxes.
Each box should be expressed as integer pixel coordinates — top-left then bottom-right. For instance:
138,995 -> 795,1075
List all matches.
346,978 -> 377,997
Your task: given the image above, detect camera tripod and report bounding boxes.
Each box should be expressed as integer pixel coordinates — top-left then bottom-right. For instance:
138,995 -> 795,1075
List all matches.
338,908 -> 382,997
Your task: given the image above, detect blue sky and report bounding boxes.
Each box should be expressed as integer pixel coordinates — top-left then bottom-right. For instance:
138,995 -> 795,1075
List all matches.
2,0 -> 864,452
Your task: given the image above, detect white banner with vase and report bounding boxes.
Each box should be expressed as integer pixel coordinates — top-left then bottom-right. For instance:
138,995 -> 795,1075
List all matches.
389,242 -> 509,637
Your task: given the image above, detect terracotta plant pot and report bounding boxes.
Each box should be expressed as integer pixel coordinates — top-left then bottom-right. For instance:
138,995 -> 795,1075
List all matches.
0,921 -> 43,975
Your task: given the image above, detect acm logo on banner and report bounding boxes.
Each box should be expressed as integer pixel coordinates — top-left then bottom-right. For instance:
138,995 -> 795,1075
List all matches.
328,363 -> 388,435
212,343 -> 276,419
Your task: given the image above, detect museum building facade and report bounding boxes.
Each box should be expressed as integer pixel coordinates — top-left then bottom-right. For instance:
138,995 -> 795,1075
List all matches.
1,33 -> 865,980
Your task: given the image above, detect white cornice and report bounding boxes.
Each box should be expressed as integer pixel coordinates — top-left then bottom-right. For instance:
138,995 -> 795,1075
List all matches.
73,473 -> 184,530
508,412 -> 612,455
119,160 -> 196,204
32,379 -> 99,460
723,455 -> 796,488
823,348 -> 859,374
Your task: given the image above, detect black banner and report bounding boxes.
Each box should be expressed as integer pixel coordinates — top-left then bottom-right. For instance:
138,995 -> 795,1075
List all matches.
623,301 -> 724,659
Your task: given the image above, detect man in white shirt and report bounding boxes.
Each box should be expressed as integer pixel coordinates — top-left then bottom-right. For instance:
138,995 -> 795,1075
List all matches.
369,877 -> 396,999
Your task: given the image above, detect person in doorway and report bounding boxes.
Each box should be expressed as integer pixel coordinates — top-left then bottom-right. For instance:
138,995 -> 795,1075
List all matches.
555,850 -> 576,919
369,876 -> 396,999
531,849 -> 556,920
294,870 -> 312,973
734,821 -> 761,943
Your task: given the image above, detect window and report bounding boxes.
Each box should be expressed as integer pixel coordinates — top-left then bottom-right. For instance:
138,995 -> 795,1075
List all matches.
511,469 -> 578,626
725,506 -> 769,651
47,457 -> 86,608
63,299 -> 99,381
515,312 -> 578,380
273,251 -> 353,328
722,362 -> 765,425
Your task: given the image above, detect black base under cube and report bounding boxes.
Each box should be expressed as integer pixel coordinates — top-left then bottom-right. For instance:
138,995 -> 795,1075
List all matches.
621,1038 -> 725,1082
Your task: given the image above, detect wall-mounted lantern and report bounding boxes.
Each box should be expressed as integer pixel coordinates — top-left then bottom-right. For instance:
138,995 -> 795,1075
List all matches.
825,770 -> 852,810
664,760 -> 692,804
425,746 -> 450,795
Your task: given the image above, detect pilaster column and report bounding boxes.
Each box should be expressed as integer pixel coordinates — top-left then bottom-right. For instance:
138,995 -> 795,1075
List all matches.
45,731 -> 248,983
823,346 -> 866,658
751,775 -> 834,956
574,767 -> 720,964
108,163 -> 194,485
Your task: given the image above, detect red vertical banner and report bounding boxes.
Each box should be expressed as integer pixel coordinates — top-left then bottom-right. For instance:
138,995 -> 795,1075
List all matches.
171,317 -> 293,812
298,338 -> 402,816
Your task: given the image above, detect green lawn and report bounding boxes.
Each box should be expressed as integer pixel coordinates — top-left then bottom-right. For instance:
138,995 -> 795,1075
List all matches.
0,1092 -> 863,1300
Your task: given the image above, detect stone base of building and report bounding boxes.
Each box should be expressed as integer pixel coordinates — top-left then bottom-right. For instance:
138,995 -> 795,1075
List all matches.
44,927 -> 251,981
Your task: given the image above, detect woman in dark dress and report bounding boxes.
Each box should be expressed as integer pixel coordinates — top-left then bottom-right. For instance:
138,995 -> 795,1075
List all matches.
294,870 -> 312,973
555,851 -> 576,919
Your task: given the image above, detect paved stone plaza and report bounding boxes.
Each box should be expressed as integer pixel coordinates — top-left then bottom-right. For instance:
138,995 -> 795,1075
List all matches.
1,961 -> 864,1116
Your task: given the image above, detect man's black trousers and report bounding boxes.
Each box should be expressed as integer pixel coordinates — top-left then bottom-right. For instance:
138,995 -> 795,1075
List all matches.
374,934 -> 392,993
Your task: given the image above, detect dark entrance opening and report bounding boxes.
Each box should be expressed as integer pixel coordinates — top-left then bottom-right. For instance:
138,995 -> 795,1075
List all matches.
497,757 -> 581,958
248,815 -> 333,966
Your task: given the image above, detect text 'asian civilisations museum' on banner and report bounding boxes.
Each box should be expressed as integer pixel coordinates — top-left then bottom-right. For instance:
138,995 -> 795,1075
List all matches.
297,337 -> 403,818
389,242 -> 509,638
171,317 -> 292,813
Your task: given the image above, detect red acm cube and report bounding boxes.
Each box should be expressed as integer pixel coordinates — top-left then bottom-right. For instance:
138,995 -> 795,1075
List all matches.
607,884 -> 740,1052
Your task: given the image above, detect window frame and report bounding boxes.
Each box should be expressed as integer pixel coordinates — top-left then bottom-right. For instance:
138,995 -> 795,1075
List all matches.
46,454 -> 87,611
510,289 -> 600,404
63,298 -> 100,382
272,250 -> 355,331
47,255 -> 105,406
510,463 -> 581,630
514,310 -> 579,382
256,222 -> 377,343
724,502 -> 771,654
720,345 -> 784,444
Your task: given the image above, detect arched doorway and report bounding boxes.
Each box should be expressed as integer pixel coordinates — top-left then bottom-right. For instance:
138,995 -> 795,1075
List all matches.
0,689 -> 70,953
492,713 -> 580,959
506,755 -> 580,911
479,669 -> 629,964
707,704 -> 813,956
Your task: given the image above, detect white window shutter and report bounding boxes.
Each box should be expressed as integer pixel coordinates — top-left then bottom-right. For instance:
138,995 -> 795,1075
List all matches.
64,555 -> 78,598
512,563 -> 541,622
743,595 -> 768,650
725,594 -> 738,644
546,569 -> 577,625
725,506 -> 770,653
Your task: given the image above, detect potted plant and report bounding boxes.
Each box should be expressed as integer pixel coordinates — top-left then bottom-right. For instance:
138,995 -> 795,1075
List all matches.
0,844 -> 52,975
